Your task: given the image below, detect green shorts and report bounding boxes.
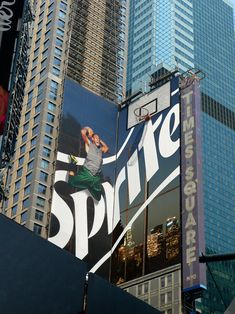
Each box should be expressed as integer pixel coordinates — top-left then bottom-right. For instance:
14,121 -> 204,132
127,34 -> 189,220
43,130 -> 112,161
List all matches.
68,166 -> 102,201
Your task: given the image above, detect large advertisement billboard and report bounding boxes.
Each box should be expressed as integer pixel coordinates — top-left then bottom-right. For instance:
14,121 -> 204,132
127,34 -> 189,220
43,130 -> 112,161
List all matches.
49,77 -> 181,281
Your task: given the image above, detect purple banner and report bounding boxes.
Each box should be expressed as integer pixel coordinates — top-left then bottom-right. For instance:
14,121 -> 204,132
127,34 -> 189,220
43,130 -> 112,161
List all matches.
181,78 -> 206,292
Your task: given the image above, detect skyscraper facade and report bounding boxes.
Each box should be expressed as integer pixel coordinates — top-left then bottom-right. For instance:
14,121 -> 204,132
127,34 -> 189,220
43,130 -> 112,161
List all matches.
2,0 -> 126,238
67,0 -> 126,102
125,0 -> 235,313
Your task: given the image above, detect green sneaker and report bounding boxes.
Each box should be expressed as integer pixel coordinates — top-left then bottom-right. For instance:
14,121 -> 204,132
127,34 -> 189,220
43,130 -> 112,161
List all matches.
69,155 -> 78,165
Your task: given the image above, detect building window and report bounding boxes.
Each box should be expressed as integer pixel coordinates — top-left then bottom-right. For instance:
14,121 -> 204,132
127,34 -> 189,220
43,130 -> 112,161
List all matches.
46,20 -> 52,31
60,1 -> 67,11
57,19 -> 65,29
26,172 -> 33,184
144,282 -> 149,294
48,2 -> 54,12
49,81 -> 58,101
15,180 -> 21,191
55,37 -> 63,47
167,274 -> 172,285
37,81 -> 45,102
54,47 -> 62,58
56,28 -> 64,37
58,10 -> 66,19
27,160 -> 34,171
34,113 -> 40,125
31,66 -> 37,77
53,57 -> 61,67
160,294 -> 165,306
13,192 -> 19,203
22,133 -> 27,144
18,156 -> 24,167
45,29 -> 51,40
47,11 -> 53,21
24,185 -> 30,196
35,210 -> 44,222
32,125 -> 39,136
30,77 -> 35,87
11,205 -> 17,216
44,135 -> 52,146
42,146 -> 51,158
39,2 -> 45,14
25,111 -> 30,122
47,112 -> 55,123
48,102 -> 56,112
160,277 -> 165,288
35,38 -> 40,49
40,68 -> 46,79
45,124 -> 53,134
38,183 -> 46,195
35,103 -> 41,114
23,122 -> 29,133
39,11 -> 44,21
167,291 -> 172,304
32,57 -> 38,68
16,167 -> 23,179
34,47 -> 39,57
20,144 -> 26,155
36,196 -> 45,208
41,159 -> 49,169
44,39 -> 50,49
36,29 -> 42,39
29,148 -> 36,159
39,171 -> 48,182
42,49 -> 48,59
33,223 -> 42,235
52,67 -> 60,76
31,137 -> 37,147
21,211 -> 28,223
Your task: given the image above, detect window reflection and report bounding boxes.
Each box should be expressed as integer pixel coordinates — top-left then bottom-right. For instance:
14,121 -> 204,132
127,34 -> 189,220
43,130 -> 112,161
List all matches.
111,183 -> 180,284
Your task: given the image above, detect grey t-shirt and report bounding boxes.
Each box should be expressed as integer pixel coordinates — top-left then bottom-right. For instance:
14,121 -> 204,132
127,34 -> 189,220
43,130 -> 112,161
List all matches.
83,142 -> 102,175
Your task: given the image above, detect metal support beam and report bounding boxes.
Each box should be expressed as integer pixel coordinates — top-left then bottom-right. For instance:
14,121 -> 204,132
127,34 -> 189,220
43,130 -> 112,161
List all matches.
199,253 -> 235,263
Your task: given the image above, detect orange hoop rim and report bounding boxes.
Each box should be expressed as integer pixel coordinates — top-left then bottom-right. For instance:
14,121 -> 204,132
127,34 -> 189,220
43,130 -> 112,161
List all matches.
134,107 -> 150,121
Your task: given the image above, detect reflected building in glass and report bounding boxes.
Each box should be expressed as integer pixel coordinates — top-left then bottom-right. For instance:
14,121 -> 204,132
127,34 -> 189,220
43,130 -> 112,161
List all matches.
124,0 -> 235,313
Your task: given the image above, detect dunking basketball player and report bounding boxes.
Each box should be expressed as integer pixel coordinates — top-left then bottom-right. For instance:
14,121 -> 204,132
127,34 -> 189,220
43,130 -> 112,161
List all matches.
68,126 -> 109,201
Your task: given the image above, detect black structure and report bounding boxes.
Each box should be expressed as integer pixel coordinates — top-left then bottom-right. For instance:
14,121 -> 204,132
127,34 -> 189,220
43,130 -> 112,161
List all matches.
0,214 -> 161,314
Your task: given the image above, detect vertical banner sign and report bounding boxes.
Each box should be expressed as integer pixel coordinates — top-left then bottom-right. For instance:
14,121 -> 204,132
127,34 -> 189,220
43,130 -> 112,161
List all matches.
49,77 -> 181,282
0,0 -> 24,144
181,78 -> 207,292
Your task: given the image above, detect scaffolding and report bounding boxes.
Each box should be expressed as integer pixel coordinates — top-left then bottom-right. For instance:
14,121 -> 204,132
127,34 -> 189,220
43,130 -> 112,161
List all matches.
0,0 -> 34,198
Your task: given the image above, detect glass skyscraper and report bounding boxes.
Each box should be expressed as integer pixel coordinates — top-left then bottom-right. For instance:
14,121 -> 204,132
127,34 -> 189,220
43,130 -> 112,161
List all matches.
126,0 -> 235,313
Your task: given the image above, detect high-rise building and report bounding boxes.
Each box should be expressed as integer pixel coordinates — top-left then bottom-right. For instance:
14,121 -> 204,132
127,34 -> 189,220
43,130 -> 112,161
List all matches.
2,0 -> 126,238
125,0 -> 235,313
67,0 -> 126,102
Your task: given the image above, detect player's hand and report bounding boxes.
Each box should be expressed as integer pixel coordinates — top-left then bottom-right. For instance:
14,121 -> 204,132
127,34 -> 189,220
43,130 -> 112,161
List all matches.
86,127 -> 94,137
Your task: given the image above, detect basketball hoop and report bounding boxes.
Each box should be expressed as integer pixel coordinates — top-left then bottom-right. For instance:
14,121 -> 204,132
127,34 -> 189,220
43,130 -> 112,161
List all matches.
134,107 -> 151,122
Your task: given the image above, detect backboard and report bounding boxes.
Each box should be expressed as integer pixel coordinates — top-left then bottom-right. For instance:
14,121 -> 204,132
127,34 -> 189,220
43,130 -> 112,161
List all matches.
127,81 -> 171,129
